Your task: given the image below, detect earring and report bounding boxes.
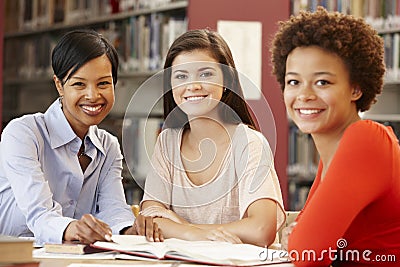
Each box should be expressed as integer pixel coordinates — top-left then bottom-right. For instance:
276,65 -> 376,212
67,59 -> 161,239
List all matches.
353,89 -> 362,97
223,87 -> 227,93
58,95 -> 63,109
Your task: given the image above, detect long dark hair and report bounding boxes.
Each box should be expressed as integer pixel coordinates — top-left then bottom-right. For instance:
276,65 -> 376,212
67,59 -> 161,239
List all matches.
163,29 -> 257,130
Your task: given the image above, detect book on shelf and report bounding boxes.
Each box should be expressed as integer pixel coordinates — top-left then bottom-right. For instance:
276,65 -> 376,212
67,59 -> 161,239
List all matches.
14,0 -> 185,30
289,183 -> 311,211
4,1 -> 20,33
122,117 -> 163,184
288,124 -> 318,178
292,0 -> 400,31
64,0 -> 96,24
288,123 -> 317,210
91,235 -> 289,266
0,235 -> 34,264
18,0 -> 34,30
137,0 -> 175,10
9,16 -> 187,78
44,241 -> 106,255
382,31 -> 400,82
18,0 -> 59,29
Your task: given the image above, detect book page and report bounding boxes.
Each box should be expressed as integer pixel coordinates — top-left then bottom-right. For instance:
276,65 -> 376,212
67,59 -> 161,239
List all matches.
96,235 -> 289,265
94,235 -> 169,259
165,239 -> 264,260
162,239 -> 287,265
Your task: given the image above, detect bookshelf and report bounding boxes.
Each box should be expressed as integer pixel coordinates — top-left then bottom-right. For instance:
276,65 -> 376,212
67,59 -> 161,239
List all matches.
287,120 -> 318,211
2,0 -> 292,207
289,0 -> 400,210
2,0 -> 188,205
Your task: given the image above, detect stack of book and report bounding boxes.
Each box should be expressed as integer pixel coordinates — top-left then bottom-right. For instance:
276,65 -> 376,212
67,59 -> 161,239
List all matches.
0,235 -> 38,266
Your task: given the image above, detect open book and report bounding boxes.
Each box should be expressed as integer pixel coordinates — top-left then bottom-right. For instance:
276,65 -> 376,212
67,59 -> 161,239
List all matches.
91,235 -> 289,266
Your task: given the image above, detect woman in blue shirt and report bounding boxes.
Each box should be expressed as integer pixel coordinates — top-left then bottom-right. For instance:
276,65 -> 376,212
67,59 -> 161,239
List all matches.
0,29 -> 162,244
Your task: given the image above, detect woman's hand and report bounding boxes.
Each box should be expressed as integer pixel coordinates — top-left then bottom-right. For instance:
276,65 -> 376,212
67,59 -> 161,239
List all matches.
63,214 -> 112,244
141,206 -> 189,224
122,214 -> 164,242
281,222 -> 297,251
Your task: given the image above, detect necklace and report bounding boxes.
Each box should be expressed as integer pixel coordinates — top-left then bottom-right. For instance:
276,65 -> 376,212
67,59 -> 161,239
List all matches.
77,143 -> 91,172
78,151 -> 85,159
78,144 -> 85,159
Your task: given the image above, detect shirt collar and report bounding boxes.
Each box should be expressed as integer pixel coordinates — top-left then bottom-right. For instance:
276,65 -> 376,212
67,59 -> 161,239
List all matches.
44,100 -> 76,149
44,100 -> 106,156
86,126 -> 106,156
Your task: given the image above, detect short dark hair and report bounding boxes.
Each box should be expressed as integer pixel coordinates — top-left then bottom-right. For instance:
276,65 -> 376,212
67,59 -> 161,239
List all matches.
52,29 -> 119,86
270,7 -> 385,112
163,29 -> 257,129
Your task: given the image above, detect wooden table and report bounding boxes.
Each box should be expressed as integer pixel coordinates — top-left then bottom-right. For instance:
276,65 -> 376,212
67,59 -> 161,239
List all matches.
35,258 -> 295,267
37,258 -> 172,267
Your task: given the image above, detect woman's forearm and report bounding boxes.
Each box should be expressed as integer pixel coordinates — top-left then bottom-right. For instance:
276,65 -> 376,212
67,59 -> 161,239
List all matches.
152,217 -> 204,240
195,216 -> 276,247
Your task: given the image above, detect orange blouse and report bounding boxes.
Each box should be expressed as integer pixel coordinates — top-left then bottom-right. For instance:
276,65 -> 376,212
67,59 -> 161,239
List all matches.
288,120 -> 400,266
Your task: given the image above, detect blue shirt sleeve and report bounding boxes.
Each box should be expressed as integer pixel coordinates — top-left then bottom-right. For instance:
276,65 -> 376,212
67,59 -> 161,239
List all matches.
93,134 -> 135,234
0,104 -> 135,244
0,119 -> 74,244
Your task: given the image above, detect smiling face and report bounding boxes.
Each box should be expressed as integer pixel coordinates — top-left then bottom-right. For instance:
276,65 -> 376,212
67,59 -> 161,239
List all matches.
54,54 -> 115,139
284,46 -> 362,136
170,50 -> 224,119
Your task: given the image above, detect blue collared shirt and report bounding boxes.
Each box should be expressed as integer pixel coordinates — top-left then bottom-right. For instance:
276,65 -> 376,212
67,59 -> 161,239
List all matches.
0,100 -> 135,244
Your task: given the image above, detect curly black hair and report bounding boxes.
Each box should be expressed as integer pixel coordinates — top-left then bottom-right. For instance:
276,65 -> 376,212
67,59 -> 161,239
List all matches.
270,6 -> 385,112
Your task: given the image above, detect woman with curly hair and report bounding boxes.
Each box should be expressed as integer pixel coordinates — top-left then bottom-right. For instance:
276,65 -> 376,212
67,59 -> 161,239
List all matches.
271,7 -> 400,267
